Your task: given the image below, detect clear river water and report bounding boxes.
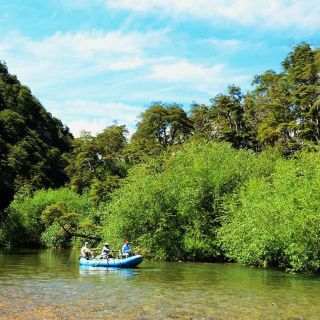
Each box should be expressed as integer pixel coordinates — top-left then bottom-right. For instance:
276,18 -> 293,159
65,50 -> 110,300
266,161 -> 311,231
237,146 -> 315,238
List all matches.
1,249 -> 320,319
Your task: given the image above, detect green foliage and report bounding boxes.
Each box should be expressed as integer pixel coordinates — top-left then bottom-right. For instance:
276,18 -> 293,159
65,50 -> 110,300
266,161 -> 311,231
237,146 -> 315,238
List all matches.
0,61 -> 72,212
246,43 -> 320,154
101,141 -> 258,261
210,85 -> 256,149
40,200 -> 101,247
128,102 -> 193,163
189,44 -> 320,155
189,103 -> 214,141
219,151 -> 320,272
3,188 -> 92,247
65,125 -> 127,199
40,222 -> 68,248
2,44 -> 320,273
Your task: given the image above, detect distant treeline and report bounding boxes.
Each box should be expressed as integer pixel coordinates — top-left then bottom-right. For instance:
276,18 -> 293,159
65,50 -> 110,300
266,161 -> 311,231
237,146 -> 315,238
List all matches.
1,43 -> 320,272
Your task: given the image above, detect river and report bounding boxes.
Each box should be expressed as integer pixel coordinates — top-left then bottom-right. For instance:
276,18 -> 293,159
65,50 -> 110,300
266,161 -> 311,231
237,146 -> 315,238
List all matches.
0,249 -> 320,319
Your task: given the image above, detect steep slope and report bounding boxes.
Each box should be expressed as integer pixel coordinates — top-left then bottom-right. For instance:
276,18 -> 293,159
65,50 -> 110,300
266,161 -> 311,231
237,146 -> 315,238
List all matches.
0,62 -> 73,212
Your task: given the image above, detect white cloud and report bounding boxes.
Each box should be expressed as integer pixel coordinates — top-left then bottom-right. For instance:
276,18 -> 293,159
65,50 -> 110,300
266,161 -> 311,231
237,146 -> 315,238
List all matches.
203,39 -> 245,50
200,38 -> 265,56
106,0 -> 320,31
149,59 -> 249,94
44,99 -> 144,137
0,28 -> 252,135
151,60 -> 224,83
59,0 -> 105,10
33,30 -> 155,57
68,119 -> 111,137
0,29 -> 165,92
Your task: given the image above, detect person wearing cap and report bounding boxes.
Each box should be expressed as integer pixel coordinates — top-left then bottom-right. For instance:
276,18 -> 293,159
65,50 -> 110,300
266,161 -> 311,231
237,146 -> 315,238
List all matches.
81,242 -> 93,259
101,242 -> 113,258
121,240 -> 131,258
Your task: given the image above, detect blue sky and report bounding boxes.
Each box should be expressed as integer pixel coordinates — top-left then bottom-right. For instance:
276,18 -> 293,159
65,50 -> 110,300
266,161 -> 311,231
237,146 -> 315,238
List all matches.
1,0 -> 320,136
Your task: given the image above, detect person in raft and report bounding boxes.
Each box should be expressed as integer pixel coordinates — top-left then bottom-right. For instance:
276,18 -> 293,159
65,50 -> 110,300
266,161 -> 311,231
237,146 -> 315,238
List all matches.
101,242 -> 114,259
81,242 -> 93,259
121,240 -> 131,258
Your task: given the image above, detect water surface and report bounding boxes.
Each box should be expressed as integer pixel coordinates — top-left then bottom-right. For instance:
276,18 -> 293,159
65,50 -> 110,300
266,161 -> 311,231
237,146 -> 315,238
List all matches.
0,249 -> 320,319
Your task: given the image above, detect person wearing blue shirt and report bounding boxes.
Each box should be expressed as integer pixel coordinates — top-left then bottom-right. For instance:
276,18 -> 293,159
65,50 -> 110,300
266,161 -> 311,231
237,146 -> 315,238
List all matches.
121,240 -> 131,258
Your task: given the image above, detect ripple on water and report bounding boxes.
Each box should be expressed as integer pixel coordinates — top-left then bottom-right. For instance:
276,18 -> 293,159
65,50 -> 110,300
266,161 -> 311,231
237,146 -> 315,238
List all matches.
1,250 -> 320,319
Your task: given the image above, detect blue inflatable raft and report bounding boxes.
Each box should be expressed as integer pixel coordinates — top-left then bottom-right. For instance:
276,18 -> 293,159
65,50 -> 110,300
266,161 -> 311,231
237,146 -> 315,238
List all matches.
79,255 -> 143,268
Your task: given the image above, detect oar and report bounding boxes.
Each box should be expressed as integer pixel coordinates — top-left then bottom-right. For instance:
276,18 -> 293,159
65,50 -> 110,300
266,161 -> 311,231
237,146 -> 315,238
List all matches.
94,259 -> 103,267
94,255 -> 105,267
93,250 -> 118,267
93,253 -> 113,267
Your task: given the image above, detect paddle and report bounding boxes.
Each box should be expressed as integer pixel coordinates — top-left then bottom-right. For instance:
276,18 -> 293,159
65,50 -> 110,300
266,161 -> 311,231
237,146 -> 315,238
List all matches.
93,249 -> 120,267
94,257 -> 104,267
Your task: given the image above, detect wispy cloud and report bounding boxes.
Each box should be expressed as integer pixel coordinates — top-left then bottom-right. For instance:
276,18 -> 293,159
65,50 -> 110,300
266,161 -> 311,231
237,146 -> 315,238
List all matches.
0,29 -> 252,135
59,0 -> 105,10
149,59 -> 250,94
0,29 -> 165,135
202,39 -> 245,50
45,99 -> 144,136
105,0 -> 320,31
201,38 -> 264,52
0,24 -> 255,136
0,29 -> 165,91
1,0 -> 314,138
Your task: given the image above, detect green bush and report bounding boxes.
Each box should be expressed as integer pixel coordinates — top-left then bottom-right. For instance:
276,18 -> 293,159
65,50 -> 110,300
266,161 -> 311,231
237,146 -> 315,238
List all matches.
101,141 -> 263,261
40,222 -> 68,248
3,188 -> 92,247
219,152 -> 320,272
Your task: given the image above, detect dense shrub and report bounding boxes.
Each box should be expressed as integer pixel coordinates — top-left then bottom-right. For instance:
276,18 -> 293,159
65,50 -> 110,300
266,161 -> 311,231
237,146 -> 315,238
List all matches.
219,152 -> 320,272
2,188 -> 93,247
101,141 -> 272,261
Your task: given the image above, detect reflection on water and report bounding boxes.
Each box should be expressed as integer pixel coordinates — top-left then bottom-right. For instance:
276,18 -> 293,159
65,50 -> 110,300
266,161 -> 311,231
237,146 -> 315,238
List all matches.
1,249 -> 320,319
79,266 -> 138,278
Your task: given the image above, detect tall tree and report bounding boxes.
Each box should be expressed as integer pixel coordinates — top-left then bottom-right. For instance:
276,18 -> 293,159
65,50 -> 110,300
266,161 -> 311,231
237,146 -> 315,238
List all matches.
95,124 -> 128,177
65,125 -> 128,202
128,102 -> 193,162
189,103 -> 215,140
245,44 -> 320,154
209,85 -> 255,149
249,70 -> 297,152
282,43 -> 320,143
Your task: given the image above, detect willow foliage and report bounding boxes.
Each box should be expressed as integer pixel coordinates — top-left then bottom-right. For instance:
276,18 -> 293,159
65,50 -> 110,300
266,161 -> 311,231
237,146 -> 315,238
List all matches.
101,142 -> 274,261
219,151 -> 320,272
2,188 -> 94,247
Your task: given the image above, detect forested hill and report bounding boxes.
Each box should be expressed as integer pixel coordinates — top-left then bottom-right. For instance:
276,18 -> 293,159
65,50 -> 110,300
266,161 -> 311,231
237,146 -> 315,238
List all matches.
0,62 -> 73,212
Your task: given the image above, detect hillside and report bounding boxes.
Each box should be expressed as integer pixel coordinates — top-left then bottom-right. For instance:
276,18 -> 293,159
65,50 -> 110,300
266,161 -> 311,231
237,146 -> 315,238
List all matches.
0,62 -> 73,212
